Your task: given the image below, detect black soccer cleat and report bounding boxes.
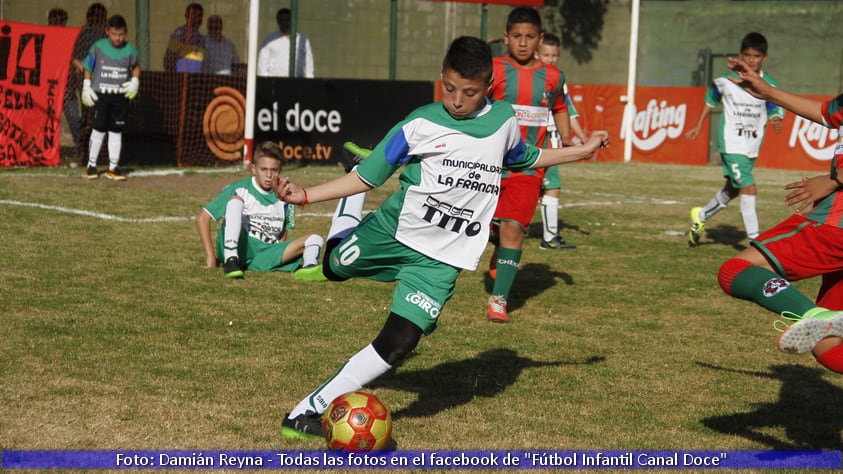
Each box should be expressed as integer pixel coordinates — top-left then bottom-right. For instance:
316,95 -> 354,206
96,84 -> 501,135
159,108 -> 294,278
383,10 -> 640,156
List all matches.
342,141 -> 371,173
223,256 -> 244,279
281,411 -> 324,440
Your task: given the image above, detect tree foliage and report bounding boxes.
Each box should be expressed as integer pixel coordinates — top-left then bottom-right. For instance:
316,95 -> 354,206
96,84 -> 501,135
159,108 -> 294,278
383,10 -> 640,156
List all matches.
543,0 -> 610,64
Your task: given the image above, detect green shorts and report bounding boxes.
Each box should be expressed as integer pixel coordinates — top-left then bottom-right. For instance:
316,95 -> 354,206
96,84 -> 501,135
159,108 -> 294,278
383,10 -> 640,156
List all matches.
541,164 -> 562,190
720,153 -> 756,189
327,213 -> 459,335
216,231 -> 301,272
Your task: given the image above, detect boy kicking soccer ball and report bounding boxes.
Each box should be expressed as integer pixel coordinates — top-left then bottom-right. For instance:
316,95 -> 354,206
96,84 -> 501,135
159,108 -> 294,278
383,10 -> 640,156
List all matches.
274,36 -> 609,438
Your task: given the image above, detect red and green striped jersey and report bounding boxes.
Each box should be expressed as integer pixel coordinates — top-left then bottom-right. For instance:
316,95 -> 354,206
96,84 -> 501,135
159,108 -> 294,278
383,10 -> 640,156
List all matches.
489,56 -> 567,178
808,94 -> 843,226
821,94 -> 843,129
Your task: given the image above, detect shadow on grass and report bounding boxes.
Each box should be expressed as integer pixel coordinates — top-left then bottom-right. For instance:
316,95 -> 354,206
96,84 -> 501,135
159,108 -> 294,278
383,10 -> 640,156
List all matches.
371,349 -> 605,420
484,263 -> 574,313
527,220 -> 591,241
700,224 -> 748,251
696,361 -> 842,448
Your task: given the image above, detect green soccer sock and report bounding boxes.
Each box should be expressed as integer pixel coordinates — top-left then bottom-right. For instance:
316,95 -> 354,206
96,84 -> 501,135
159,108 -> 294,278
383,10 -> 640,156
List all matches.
729,265 -> 816,317
491,247 -> 521,299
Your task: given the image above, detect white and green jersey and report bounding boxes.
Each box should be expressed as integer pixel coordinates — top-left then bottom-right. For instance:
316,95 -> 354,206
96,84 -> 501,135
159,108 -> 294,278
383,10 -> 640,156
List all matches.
707,70 -> 785,158
355,99 -> 540,270
203,176 -> 295,248
84,38 -> 139,94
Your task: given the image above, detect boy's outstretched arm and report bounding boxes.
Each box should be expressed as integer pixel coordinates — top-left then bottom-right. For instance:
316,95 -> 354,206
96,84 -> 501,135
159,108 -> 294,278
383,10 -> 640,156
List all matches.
275,171 -> 373,206
728,57 -> 824,124
532,130 -> 609,168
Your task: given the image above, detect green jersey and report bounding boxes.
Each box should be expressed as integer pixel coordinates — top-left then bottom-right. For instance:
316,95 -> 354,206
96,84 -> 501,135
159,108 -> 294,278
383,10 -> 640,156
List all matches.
707,70 -> 785,157
354,99 -> 540,270
203,176 -> 295,255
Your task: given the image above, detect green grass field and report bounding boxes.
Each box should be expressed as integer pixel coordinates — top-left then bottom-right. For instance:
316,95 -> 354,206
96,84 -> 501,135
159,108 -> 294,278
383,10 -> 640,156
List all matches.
2,160 -> 841,459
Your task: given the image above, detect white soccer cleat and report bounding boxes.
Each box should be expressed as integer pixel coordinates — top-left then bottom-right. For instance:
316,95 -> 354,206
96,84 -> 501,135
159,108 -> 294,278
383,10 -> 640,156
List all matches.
777,311 -> 843,354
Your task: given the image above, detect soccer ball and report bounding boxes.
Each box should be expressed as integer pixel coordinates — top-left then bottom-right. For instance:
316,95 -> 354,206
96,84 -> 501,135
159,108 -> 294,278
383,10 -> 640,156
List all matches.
321,391 -> 392,452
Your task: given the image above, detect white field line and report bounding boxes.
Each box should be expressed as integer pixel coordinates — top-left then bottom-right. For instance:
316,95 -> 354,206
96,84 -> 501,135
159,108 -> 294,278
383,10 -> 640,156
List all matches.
0,200 -> 192,223
0,198 -> 678,223
0,171 -> 681,222
0,200 -> 349,221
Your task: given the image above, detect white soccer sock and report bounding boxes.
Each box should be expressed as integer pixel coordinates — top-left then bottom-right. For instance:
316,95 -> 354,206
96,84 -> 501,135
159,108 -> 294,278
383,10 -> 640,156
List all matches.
701,189 -> 731,221
327,192 -> 366,241
302,234 -> 324,267
541,195 -> 560,241
289,344 -> 391,417
107,131 -> 122,170
740,194 -> 759,239
223,199 -> 244,261
88,130 -> 105,167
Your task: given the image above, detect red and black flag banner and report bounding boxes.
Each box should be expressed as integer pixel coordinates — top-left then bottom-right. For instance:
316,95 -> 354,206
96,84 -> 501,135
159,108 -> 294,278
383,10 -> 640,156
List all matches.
0,21 -> 80,167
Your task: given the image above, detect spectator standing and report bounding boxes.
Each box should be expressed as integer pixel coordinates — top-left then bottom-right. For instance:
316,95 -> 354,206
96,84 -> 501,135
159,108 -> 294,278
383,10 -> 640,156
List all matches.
202,15 -> 239,75
257,8 -> 313,78
163,3 -> 205,73
67,3 -> 108,166
48,7 -> 70,163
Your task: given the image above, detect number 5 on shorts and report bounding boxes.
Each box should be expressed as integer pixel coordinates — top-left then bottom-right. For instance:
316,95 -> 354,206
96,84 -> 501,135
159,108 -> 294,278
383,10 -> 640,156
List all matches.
731,163 -> 741,181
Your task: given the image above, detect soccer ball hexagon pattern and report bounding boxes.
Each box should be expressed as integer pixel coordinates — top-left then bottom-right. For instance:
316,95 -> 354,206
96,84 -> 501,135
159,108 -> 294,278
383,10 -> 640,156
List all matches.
321,391 -> 392,452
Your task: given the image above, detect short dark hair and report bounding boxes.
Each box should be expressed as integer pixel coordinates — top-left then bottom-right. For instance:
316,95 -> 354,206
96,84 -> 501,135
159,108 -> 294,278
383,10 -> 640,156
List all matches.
442,36 -> 492,83
48,8 -> 68,26
185,3 -> 204,16
506,6 -> 542,32
86,3 -> 107,25
276,8 -> 291,31
542,32 -> 560,47
741,32 -> 768,55
207,14 -> 223,32
107,14 -> 127,31
256,141 -> 284,165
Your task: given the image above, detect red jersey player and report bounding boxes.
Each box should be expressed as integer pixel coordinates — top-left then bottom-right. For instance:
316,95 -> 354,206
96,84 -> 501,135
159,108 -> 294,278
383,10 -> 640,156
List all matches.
719,56 -> 843,374
486,7 -> 570,322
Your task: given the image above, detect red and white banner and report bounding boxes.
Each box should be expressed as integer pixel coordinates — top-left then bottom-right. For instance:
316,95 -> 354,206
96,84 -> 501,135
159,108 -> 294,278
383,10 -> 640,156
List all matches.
571,84 -> 709,165
755,93 -> 836,172
0,21 -> 79,167
572,84 -> 836,171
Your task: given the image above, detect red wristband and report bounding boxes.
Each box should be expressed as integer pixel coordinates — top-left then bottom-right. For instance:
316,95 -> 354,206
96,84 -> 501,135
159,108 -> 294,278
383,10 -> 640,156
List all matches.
301,188 -> 309,207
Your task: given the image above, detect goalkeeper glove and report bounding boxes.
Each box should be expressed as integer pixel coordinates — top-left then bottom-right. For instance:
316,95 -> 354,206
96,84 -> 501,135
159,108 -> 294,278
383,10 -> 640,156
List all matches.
120,77 -> 139,99
81,79 -> 98,107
